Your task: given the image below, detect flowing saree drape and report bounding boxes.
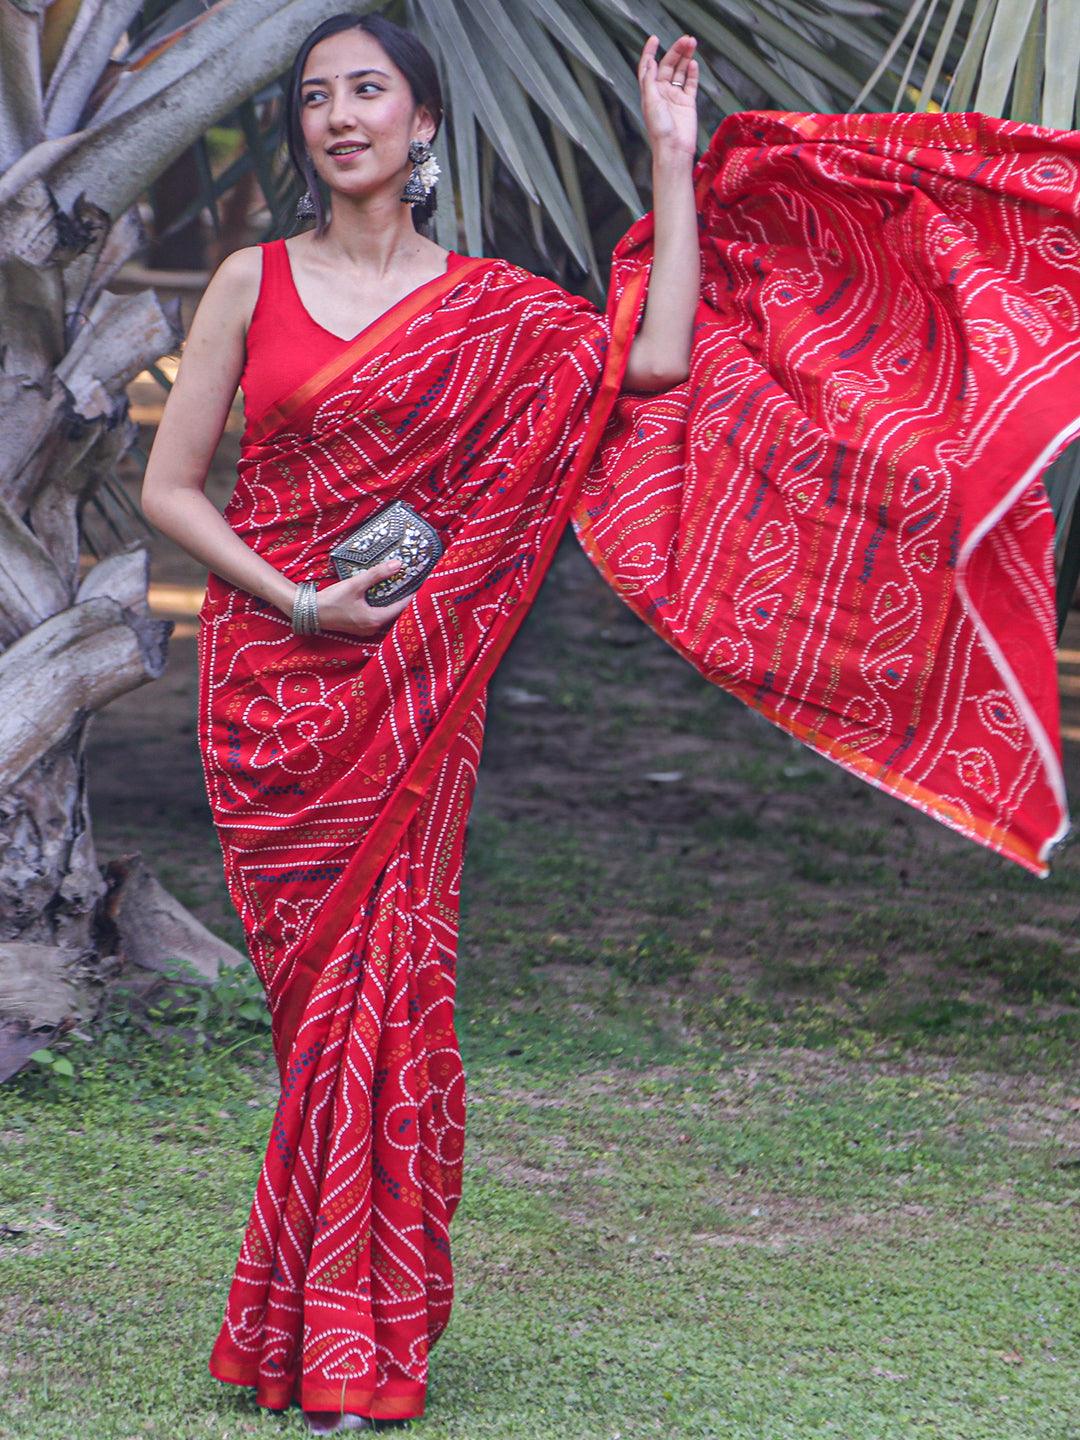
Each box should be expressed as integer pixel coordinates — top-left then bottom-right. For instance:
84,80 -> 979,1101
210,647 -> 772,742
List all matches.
199,109 -> 1080,1419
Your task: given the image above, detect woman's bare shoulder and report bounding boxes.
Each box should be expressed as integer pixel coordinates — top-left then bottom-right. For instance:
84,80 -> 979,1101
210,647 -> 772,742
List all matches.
210,243 -> 264,291
197,245 -> 264,333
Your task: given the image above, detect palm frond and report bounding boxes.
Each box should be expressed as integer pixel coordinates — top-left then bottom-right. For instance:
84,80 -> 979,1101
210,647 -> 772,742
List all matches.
891,0 -> 1080,127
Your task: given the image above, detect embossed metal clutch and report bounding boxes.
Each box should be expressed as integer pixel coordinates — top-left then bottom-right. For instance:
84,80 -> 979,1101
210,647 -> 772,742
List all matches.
328,500 -> 444,608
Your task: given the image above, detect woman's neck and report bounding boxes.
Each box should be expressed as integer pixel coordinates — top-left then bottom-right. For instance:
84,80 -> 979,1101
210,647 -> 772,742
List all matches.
312,189 -> 428,273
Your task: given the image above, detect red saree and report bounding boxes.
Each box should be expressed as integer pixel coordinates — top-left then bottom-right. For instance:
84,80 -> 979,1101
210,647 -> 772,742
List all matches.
198,109 -> 1079,1420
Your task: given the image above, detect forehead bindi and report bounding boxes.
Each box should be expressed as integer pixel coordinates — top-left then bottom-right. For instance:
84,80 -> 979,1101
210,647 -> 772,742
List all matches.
301,66 -> 392,87
302,33 -> 397,87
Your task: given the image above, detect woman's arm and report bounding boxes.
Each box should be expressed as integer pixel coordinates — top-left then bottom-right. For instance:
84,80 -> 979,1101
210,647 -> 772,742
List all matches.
140,249 -> 407,636
140,247 -> 299,615
621,34 -> 701,393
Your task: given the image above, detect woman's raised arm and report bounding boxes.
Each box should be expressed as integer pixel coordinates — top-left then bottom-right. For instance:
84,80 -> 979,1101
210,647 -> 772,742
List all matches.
621,34 -> 701,394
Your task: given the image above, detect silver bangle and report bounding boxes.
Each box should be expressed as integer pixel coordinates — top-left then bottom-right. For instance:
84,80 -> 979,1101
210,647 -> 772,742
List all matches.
291,579 -> 321,635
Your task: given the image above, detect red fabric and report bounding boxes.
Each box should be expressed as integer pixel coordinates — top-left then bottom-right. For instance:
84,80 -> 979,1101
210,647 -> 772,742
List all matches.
201,249 -> 644,1418
580,109 -> 1079,873
199,109 -> 1078,1422
240,240 -> 467,430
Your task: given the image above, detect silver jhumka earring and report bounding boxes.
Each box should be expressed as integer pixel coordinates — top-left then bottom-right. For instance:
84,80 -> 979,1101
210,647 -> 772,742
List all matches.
295,189 -> 316,220
400,137 -> 440,206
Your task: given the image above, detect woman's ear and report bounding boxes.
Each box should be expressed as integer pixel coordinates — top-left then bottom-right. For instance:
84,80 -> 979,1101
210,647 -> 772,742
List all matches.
414,104 -> 437,146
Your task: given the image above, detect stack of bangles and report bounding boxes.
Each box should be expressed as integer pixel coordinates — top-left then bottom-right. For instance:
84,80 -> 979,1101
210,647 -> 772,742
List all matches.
292,579 -> 321,635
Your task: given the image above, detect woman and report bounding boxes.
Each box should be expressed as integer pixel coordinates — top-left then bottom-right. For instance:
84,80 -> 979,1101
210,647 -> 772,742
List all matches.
140,9 -> 1080,1432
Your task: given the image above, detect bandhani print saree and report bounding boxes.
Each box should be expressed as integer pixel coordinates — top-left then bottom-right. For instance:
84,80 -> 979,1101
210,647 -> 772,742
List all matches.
198,109 -> 1080,1419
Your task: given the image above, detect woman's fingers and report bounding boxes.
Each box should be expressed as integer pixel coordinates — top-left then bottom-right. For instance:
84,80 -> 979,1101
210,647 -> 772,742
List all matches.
659,35 -> 696,88
638,34 -> 697,97
354,555 -> 410,630
638,34 -> 659,85
357,553 -> 405,588
312,555 -> 411,636
674,52 -> 699,100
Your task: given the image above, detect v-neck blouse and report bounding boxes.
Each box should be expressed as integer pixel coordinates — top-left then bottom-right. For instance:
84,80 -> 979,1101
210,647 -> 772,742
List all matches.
239,238 -> 464,431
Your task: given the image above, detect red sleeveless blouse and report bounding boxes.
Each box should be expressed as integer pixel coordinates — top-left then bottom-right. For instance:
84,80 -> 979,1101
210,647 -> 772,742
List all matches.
239,238 -> 464,431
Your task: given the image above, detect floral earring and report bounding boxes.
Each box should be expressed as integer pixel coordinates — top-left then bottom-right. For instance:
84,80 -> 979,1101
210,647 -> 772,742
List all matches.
401,137 -> 440,206
295,189 -> 316,220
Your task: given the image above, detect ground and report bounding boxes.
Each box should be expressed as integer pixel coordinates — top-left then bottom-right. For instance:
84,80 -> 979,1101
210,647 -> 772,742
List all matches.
0,375 -> 1077,1439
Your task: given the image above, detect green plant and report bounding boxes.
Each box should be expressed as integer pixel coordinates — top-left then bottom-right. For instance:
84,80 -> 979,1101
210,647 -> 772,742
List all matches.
21,963 -> 270,1091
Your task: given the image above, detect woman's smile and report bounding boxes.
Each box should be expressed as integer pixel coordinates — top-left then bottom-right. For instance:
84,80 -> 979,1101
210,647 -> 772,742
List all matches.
326,141 -> 370,163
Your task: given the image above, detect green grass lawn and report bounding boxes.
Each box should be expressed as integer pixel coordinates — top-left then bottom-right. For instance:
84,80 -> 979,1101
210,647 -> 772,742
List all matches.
2,538 -> 1077,1439
1,842 -> 1077,1440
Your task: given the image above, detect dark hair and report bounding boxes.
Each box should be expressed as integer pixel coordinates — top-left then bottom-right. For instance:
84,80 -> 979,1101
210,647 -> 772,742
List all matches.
284,11 -> 444,237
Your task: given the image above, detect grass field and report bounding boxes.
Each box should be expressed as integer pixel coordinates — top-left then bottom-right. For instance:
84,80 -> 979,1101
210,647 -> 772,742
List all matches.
1,527 -> 1077,1440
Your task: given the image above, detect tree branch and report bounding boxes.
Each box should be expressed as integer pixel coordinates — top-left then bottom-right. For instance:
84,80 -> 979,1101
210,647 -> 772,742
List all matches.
0,595 -> 171,790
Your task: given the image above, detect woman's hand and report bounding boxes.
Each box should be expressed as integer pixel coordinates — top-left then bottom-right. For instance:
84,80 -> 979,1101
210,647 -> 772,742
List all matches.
638,33 -> 699,161
311,556 -> 413,638
621,33 -> 702,393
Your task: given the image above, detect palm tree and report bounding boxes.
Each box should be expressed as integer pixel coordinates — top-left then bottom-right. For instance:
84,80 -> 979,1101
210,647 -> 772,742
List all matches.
0,0 -> 1075,1078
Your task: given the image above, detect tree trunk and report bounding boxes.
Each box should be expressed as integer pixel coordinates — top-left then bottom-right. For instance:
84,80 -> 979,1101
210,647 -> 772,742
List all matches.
0,208 -> 247,1079
0,0 -> 351,1082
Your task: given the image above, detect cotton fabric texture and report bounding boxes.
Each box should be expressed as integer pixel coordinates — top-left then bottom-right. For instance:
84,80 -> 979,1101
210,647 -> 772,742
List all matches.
197,108 -> 1080,1419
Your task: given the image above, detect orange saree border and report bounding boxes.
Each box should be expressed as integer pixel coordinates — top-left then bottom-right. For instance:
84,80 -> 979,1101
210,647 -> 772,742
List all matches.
272,268 -> 650,1061
248,254 -> 492,444
571,510 -> 1053,878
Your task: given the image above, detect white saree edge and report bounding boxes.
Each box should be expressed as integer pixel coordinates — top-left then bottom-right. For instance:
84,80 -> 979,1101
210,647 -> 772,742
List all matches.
955,411 -> 1080,875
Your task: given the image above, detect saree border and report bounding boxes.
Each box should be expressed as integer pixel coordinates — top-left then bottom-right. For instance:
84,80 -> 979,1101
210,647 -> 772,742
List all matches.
248,254 -> 492,444
573,488 -> 1067,880
208,1352 -> 426,1418
272,269 -> 649,1059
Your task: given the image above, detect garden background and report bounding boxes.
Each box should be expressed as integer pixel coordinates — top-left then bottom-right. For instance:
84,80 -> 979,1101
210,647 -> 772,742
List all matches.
1,3 -> 1078,1437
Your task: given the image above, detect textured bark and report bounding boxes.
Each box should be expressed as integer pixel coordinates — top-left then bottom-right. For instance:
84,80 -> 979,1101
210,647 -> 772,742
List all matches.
56,287 -> 178,423
0,494 -> 69,643
0,0 -> 278,1079
42,0 -> 142,140
0,742 -> 102,942
0,942 -> 88,1028
101,853 -> 245,985
0,0 -> 44,172
0,0 -> 362,263
0,595 -> 171,791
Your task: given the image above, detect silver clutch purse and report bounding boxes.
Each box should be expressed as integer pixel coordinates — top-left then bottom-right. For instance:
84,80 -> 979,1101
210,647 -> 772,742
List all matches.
328,500 -> 444,608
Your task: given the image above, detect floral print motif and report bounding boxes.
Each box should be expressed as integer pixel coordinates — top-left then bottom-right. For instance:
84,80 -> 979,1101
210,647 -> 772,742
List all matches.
245,673 -> 351,775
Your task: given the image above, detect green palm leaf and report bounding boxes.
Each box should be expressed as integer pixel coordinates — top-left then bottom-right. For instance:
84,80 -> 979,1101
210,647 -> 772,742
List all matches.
5,0 -> 1072,626
873,0 -> 1080,633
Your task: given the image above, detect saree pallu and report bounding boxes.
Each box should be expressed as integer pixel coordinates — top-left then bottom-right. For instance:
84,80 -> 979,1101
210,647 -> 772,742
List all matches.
199,109 -> 1079,1419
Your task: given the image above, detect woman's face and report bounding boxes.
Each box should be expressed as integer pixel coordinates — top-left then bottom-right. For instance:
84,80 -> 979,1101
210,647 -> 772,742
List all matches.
298,29 -> 434,204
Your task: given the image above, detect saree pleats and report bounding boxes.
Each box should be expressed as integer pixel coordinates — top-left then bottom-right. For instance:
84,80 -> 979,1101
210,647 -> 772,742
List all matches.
203,693 -> 485,1416
198,107 -> 1078,1421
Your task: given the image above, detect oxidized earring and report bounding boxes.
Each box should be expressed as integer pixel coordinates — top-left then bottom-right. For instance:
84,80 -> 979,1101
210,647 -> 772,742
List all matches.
295,189 -> 316,220
400,137 -> 440,206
